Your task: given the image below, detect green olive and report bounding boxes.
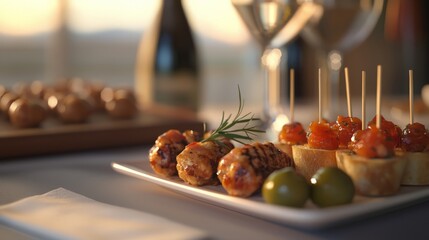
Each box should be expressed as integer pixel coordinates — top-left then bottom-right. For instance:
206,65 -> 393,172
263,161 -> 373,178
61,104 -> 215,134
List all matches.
262,167 -> 310,208
310,167 -> 355,208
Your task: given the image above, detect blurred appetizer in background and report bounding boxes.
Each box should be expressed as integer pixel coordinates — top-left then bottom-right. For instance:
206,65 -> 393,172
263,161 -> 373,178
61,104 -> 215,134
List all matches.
0,78 -> 140,128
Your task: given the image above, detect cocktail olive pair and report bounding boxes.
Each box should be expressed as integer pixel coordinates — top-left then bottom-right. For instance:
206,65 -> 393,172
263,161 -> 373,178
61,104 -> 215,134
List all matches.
262,167 -> 355,208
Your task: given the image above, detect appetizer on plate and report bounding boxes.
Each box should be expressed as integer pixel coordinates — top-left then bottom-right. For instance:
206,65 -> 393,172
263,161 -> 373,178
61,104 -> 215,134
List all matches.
149,129 -> 201,177
292,69 -> 340,181
396,70 -> 429,185
293,120 -> 339,181
275,69 -> 307,160
337,66 -> 406,196
177,138 -> 234,186
399,122 -> 429,185
333,115 -> 362,149
218,142 -> 293,197
276,121 -> 307,159
367,115 -> 402,149
337,125 -> 406,196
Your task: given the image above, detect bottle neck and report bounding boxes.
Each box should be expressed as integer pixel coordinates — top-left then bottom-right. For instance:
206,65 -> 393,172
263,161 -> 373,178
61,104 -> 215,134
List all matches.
161,0 -> 188,29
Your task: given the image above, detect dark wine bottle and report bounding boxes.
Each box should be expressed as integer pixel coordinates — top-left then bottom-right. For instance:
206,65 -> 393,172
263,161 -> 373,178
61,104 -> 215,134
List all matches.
136,0 -> 199,112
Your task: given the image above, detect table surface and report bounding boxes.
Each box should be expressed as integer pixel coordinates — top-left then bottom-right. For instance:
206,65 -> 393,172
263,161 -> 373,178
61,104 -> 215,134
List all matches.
1,146 -> 429,240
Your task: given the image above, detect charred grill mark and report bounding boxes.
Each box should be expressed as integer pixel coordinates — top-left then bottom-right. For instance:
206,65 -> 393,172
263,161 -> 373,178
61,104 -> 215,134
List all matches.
238,143 -> 292,177
218,142 -> 294,197
246,143 -> 269,172
256,143 -> 274,176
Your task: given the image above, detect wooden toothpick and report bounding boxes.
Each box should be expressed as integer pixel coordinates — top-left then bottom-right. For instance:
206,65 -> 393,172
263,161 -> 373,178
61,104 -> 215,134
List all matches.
409,69 -> 414,125
290,68 -> 295,123
318,68 -> 322,123
376,65 -> 382,129
361,70 -> 366,130
345,67 -> 352,117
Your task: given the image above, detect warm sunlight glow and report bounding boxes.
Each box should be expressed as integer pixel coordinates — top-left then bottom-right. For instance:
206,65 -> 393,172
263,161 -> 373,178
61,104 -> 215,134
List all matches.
184,0 -> 250,44
0,0 -> 57,36
0,0 -> 249,44
68,0 -> 160,32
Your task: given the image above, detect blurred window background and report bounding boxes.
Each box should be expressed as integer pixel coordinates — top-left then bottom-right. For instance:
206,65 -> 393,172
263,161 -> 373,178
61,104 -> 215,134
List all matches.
0,0 -> 427,111
0,0 -> 262,108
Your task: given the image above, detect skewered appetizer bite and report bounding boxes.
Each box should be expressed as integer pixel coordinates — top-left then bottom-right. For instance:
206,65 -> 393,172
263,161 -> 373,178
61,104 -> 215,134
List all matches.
275,69 -> 307,159
395,70 -> 429,185
333,67 -> 364,150
337,126 -> 406,196
292,69 -> 340,181
333,115 -> 362,149
337,66 -> 406,196
401,122 -> 429,153
218,142 -> 293,197
367,115 -> 402,149
292,120 -> 339,181
399,122 -> 429,185
276,121 -> 307,159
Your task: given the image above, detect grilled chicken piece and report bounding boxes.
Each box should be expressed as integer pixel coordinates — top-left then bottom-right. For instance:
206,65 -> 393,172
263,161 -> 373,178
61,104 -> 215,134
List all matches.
176,140 -> 234,186
149,129 -> 200,177
217,142 -> 293,197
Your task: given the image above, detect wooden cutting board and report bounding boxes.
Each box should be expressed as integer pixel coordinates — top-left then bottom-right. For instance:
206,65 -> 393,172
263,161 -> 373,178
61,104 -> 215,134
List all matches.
0,109 -> 204,159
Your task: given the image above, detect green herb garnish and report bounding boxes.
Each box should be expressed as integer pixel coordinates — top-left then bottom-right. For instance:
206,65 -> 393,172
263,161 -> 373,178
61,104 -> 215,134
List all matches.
202,86 -> 265,145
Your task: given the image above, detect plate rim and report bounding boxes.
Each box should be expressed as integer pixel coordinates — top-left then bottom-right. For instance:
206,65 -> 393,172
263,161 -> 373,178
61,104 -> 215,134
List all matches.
111,160 -> 429,229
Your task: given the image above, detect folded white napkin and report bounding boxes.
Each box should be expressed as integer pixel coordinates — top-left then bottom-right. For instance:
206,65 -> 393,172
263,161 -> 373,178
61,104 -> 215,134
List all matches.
0,188 -> 206,240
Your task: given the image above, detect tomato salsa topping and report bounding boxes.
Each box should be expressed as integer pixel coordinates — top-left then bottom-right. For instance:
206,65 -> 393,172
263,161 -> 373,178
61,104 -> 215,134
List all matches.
368,115 -> 402,148
353,127 -> 395,158
307,120 -> 339,150
333,115 -> 362,149
278,122 -> 307,145
401,122 -> 429,152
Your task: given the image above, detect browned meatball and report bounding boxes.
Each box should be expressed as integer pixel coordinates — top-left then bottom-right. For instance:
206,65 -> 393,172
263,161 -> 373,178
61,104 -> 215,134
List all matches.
149,129 -> 189,177
176,140 -> 234,186
0,92 -> 19,118
217,142 -> 293,197
8,98 -> 47,128
56,94 -> 92,123
105,99 -> 137,119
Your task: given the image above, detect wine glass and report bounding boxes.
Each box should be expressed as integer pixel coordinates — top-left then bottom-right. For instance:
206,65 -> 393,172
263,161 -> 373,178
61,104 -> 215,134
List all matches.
301,0 -> 384,120
231,0 -> 319,139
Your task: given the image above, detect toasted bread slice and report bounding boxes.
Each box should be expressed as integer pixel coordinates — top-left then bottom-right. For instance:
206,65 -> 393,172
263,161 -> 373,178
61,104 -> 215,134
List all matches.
292,144 -> 337,181
336,151 -> 406,196
397,151 -> 429,185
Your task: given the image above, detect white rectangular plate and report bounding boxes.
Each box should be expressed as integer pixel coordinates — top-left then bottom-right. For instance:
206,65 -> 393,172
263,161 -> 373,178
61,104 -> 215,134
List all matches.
112,160 -> 429,229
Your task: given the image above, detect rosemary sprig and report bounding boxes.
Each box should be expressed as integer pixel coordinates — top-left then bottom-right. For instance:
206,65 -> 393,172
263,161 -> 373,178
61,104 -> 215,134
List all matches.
201,87 -> 265,145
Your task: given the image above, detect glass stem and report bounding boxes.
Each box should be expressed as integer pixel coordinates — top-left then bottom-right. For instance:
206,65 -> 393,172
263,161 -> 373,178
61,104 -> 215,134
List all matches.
319,50 -> 343,120
262,47 -> 288,135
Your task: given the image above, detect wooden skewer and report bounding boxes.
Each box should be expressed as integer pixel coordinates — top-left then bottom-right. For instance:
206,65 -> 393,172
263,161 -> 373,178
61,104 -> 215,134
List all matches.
376,65 -> 382,129
318,68 -> 322,123
409,69 -> 414,125
345,67 -> 352,117
361,70 -> 366,130
290,68 -> 295,123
